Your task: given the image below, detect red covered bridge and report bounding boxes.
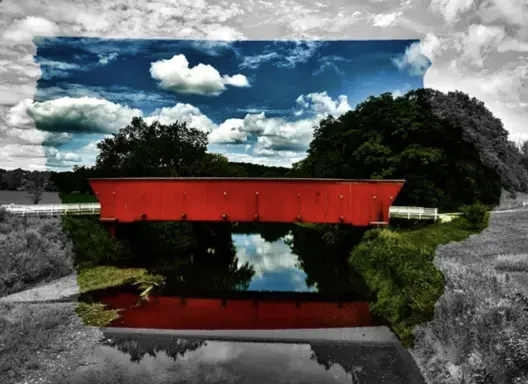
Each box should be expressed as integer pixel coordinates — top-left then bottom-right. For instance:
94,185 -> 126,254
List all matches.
87,177 -> 405,330
89,177 -> 405,235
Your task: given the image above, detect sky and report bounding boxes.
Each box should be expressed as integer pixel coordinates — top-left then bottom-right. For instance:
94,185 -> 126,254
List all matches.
1,0 -> 528,171
24,37 -> 426,170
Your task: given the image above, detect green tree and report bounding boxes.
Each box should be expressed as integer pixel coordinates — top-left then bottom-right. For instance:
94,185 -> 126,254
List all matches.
95,117 -> 240,177
294,89 -> 512,211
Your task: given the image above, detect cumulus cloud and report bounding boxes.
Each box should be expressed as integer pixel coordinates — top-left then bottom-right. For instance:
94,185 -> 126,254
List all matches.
392,41 -> 431,76
26,96 -> 142,133
144,103 -> 216,133
208,91 -> 351,155
150,54 -> 250,96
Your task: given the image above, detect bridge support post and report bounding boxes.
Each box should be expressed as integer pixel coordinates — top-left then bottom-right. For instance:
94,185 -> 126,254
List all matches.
107,223 -> 116,238
100,218 -> 118,238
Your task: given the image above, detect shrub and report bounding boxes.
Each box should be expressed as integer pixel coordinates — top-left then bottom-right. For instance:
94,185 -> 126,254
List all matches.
61,216 -> 129,270
460,202 -> 488,229
0,212 -> 75,296
349,229 -> 445,347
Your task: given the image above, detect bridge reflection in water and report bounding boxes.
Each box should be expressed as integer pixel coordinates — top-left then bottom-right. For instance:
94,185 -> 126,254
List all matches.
79,224 -> 383,330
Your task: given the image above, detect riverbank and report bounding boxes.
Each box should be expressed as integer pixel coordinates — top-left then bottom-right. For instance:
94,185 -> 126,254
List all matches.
409,194 -> 528,383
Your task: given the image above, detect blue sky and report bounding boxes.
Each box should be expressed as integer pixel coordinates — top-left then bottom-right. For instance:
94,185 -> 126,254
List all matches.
29,37 -> 429,169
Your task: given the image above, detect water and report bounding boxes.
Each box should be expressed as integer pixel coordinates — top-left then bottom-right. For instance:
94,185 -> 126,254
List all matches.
79,222 -> 376,330
59,223 -> 415,383
54,331 -> 414,384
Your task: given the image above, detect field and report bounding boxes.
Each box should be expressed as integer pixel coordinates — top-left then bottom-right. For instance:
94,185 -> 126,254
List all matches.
0,190 -> 61,205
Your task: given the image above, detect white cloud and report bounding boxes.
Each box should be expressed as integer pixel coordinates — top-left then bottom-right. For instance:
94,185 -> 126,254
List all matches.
2,16 -> 59,45
144,103 -> 216,133
392,41 -> 430,76
239,52 -> 279,69
430,0 -> 474,25
209,91 -> 351,156
150,54 -> 250,96
26,96 -> 142,133
295,92 -> 351,117
371,12 -> 403,27
97,52 -> 118,65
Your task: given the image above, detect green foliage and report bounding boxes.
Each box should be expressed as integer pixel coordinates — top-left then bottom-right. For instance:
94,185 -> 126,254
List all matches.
59,192 -> 98,203
292,89 -> 527,211
350,229 -> 445,346
95,117 -> 240,177
349,218 -> 488,347
460,202 -> 488,229
61,216 -> 129,270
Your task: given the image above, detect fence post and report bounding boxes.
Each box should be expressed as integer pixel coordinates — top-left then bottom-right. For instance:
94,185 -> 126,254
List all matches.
434,209 -> 438,221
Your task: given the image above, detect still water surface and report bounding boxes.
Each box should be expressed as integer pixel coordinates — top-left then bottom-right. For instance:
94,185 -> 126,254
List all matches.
57,225 -> 413,384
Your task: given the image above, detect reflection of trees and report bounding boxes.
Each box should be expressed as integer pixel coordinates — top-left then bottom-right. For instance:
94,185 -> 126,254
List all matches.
233,222 -> 292,243
117,221 -> 255,293
104,334 -> 206,363
287,224 -> 370,298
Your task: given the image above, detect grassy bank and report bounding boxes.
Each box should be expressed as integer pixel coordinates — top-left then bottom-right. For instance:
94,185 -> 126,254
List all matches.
349,213 -> 489,348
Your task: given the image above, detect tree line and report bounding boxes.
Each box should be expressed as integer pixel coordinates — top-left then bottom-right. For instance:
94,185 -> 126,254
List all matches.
2,88 -> 527,210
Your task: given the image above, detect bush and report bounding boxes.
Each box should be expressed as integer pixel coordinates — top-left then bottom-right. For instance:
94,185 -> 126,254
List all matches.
0,211 -> 75,296
460,202 -> 488,229
61,216 -> 129,270
349,229 -> 445,347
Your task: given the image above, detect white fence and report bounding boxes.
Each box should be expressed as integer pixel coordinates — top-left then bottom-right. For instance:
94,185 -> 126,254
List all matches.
524,201 -> 528,207
1,203 -> 439,221
388,206 -> 438,221
0,203 -> 100,217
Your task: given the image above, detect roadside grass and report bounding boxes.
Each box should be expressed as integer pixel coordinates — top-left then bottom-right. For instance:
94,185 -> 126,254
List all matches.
494,254 -> 528,273
0,303 -> 74,382
410,199 -> 528,383
59,193 -> 98,204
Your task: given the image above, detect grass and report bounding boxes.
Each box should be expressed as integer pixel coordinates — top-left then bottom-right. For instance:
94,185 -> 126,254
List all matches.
75,266 -> 165,326
349,215 -> 488,347
410,197 -> 528,383
77,265 -> 164,293
494,254 -> 528,273
0,303 -> 75,382
59,192 -> 98,204
74,302 -> 122,327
